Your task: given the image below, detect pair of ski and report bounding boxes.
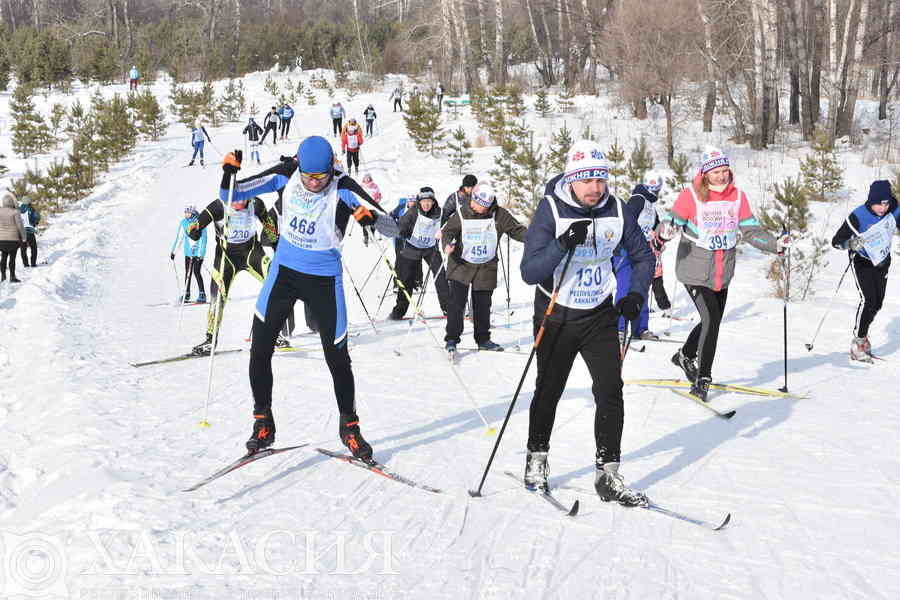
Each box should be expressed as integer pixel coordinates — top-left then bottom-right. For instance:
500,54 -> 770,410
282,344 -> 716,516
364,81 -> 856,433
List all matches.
501,472 -> 730,531
183,444 -> 442,494
129,345 -> 319,368
146,300 -> 206,307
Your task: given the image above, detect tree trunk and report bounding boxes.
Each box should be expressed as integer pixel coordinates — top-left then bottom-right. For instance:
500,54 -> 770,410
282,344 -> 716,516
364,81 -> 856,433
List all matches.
581,0 -> 597,92
877,0 -> 893,120
633,98 -> 647,120
352,0 -> 370,74
450,0 -> 475,91
33,0 -> 40,30
786,0 -> 814,138
663,95 -> 674,165
697,0 -> 716,132
475,0 -> 491,76
525,0 -> 553,86
232,0 -> 241,76
826,0 -> 855,141
763,0 -> 779,145
811,0 -> 823,124
122,0 -> 134,60
719,72 -> 747,142
837,0 -> 869,137
494,0 -> 505,85
789,64 -> 800,124
208,0 -> 220,45
107,0 -> 118,46
750,0 -> 766,148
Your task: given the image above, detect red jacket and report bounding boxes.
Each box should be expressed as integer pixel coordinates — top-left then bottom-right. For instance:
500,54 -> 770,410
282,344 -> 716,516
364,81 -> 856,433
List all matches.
341,128 -> 363,153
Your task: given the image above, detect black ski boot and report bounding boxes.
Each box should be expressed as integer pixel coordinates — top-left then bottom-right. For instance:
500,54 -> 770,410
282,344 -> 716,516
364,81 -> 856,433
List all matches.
246,409 -> 275,453
339,413 -> 373,462
671,349 -> 698,383
594,461 -> 648,507
478,340 -> 504,352
192,333 -> 213,356
690,376 -> 712,402
523,450 -> 549,492
275,335 -> 291,348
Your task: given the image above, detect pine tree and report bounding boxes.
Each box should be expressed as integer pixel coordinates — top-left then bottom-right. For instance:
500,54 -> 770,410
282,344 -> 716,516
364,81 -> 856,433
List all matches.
218,79 -> 247,122
556,86 -> 575,113
665,152 -> 691,194
759,177 -> 810,235
504,86 -> 526,118
489,135 -> 518,206
547,123 -> 574,174
581,124 -> 597,141
93,92 -> 136,169
606,139 -> 628,198
403,93 -> 445,156
11,85 -> 54,157
447,126 -> 474,174
264,74 -> 280,102
510,124 -> 544,218
130,89 -> 166,140
800,128 -> 844,202
626,137 -> 654,190
49,103 -> 66,141
295,78 -> 305,97
534,89 -> 552,118
305,88 -> 317,106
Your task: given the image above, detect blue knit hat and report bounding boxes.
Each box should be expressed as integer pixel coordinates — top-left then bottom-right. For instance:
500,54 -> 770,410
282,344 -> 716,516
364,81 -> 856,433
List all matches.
297,136 -> 334,174
866,180 -> 895,207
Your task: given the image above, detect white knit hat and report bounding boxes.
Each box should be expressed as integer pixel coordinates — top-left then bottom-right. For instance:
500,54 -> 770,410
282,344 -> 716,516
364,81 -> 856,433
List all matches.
643,172 -> 663,194
471,183 -> 496,207
564,140 -> 609,185
700,146 -> 729,174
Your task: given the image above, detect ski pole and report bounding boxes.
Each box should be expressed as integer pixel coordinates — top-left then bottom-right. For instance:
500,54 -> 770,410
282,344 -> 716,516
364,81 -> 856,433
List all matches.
342,260 -> 379,335
359,243 -> 388,293
175,256 -> 194,336
373,237 -> 495,434
396,267 -> 434,350
497,239 -> 511,328
779,224 -> 790,393
200,173 -> 236,428
805,256 -> 853,352
469,248 -> 576,498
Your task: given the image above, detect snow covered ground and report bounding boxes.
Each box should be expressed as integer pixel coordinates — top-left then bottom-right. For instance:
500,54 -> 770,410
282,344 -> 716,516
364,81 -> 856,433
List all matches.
1,69 -> 900,599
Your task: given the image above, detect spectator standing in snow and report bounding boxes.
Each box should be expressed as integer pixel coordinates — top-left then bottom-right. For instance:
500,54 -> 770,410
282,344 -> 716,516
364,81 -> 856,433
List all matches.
18,196 -> 40,267
0,191 -> 26,283
128,65 -> 140,91
389,87 -> 403,112
436,83 -> 444,111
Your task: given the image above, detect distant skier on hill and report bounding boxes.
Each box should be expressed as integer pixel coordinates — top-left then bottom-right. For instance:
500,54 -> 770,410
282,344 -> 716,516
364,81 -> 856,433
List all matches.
18,196 -> 40,267
341,118 -> 363,176
278,104 -> 294,140
330,102 -> 346,137
831,180 -> 900,363
128,65 -> 140,91
170,205 -> 207,303
389,87 -> 403,112
363,104 -> 377,136
261,107 -> 280,144
187,120 -> 211,167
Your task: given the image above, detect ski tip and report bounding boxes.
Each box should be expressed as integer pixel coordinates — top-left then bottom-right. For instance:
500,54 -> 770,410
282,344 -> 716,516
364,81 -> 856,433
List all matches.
467,489 -> 483,498
566,499 -> 580,517
714,513 -> 732,530
722,410 -> 737,419
199,420 -> 212,428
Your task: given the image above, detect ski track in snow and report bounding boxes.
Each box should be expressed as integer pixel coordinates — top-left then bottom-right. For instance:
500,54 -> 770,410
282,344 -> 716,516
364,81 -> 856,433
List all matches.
1,70 -> 900,598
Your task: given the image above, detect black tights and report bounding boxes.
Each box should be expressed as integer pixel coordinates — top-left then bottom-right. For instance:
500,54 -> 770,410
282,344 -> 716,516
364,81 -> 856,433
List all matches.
0,241 -> 19,280
682,285 -> 728,378
183,256 -> 205,297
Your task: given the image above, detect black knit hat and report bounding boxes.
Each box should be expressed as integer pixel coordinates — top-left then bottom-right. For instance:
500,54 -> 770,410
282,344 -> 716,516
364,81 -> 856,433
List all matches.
462,174 -> 478,188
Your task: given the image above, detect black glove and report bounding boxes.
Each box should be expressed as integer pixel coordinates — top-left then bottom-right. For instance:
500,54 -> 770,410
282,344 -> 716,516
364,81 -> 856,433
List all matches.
557,219 -> 590,250
170,252 -> 175,260
616,291 -> 644,322
279,155 -> 295,163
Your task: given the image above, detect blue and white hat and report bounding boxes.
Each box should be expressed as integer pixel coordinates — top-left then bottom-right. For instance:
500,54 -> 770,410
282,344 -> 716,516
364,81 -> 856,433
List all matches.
700,146 -> 729,174
564,140 -> 609,185
644,172 -> 663,195
297,136 -> 334,174
472,183 -> 497,208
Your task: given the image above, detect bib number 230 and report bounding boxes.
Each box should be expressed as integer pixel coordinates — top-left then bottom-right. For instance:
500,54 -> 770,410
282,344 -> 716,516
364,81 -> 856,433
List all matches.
289,216 -> 316,235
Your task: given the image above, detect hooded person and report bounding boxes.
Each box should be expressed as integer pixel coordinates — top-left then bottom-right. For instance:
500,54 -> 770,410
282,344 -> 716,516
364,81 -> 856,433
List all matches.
613,172 -> 666,340
202,136 -> 399,461
389,186 -> 452,319
831,179 -> 900,362
0,191 -> 26,282
330,102 -> 346,136
520,139 -> 655,506
659,146 -> 789,400
440,181 -> 527,352
18,196 -> 40,267
243,117 -> 264,164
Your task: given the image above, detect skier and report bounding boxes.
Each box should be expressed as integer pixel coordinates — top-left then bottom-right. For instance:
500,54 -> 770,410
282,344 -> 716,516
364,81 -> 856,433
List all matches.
359,173 -> 383,245
128,65 -> 140,91
188,120 -> 211,167
330,102 -> 346,137
278,103 -> 294,140
441,182 -> 527,352
649,221 -> 672,316
261,107 -> 280,144
0,192 -> 26,283
389,187 -> 451,320
614,173 -> 665,341
170,206 -> 208,303
661,147 -> 789,400
831,180 -> 900,362
520,139 -> 656,506
209,138 -> 399,460
389,86 -> 403,112
390,195 -> 422,291
436,83 -> 444,111
243,117 -> 264,164
18,196 -> 40,267
363,104 -> 377,136
341,118 -> 363,176
442,174 -> 477,226
186,184 -> 290,355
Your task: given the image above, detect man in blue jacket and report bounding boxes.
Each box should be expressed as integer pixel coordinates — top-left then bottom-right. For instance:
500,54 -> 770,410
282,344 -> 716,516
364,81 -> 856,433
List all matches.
520,139 -> 654,506
278,104 -> 294,140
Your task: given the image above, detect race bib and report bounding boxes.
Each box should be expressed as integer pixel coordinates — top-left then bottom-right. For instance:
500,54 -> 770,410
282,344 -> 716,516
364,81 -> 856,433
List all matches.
858,214 -> 895,266
408,213 -> 440,249
691,188 -> 740,251
282,175 -> 339,251
460,217 -> 498,264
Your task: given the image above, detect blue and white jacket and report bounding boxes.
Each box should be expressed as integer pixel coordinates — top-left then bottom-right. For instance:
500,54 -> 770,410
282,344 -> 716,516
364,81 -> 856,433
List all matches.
191,126 -> 211,145
171,217 -> 207,257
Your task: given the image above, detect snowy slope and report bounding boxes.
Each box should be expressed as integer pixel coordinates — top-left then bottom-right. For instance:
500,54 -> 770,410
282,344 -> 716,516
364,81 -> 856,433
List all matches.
1,69 -> 900,599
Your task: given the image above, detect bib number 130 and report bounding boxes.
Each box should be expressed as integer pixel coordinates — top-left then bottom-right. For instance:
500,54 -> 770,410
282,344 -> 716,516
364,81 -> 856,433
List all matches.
289,216 -> 316,235
575,266 -> 603,287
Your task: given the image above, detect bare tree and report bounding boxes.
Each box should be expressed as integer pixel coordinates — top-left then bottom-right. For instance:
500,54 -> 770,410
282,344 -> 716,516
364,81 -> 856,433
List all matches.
697,0 -> 717,132
494,0 -> 505,84
877,0 -> 898,120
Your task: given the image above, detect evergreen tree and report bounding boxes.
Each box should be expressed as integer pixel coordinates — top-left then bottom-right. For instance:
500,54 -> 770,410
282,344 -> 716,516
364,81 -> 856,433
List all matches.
489,135 -> 518,206
295,78 -> 306,97
626,137 -> 654,190
665,152 -> 691,194
93,92 -> 136,169
547,123 -> 574,174
11,85 -> 54,157
504,86 -> 526,118
305,88 -> 317,106
447,126 -> 474,174
281,79 -> 297,104
264,74 -> 280,102
130,89 -> 167,140
606,139 -> 628,198
66,100 -> 88,141
581,124 -> 597,141
800,128 -> 844,201
49,103 -> 66,141
556,86 -> 575,113
218,79 -> 247,122
534,89 -> 552,118
510,124 -> 544,218
759,177 -> 810,235
403,93 -> 445,156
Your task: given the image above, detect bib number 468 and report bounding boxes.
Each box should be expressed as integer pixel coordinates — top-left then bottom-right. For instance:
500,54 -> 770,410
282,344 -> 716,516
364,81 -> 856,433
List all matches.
289,216 -> 316,235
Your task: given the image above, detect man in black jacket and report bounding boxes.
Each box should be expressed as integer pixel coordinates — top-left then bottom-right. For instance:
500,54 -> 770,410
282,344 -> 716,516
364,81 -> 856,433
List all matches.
389,187 -> 451,319
441,174 -> 477,226
261,107 -> 280,144
243,117 -> 264,164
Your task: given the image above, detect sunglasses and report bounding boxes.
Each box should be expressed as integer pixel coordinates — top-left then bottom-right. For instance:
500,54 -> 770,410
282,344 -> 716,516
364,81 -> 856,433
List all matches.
301,172 -> 329,180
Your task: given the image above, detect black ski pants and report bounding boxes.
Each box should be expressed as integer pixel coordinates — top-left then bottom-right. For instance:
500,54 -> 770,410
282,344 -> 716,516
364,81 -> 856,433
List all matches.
682,285 -> 729,378
332,118 -> 343,136
365,119 -> 374,136
280,117 -> 292,138
207,240 -> 268,336
19,232 -> 37,267
0,240 -> 20,280
651,276 -> 671,310
183,256 -> 205,297
393,99 -> 403,112
392,248 -> 450,317
261,123 -> 278,144
852,255 -> 889,338
345,150 -> 360,174
250,266 -> 355,415
445,278 -> 492,344
527,299 -> 625,463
